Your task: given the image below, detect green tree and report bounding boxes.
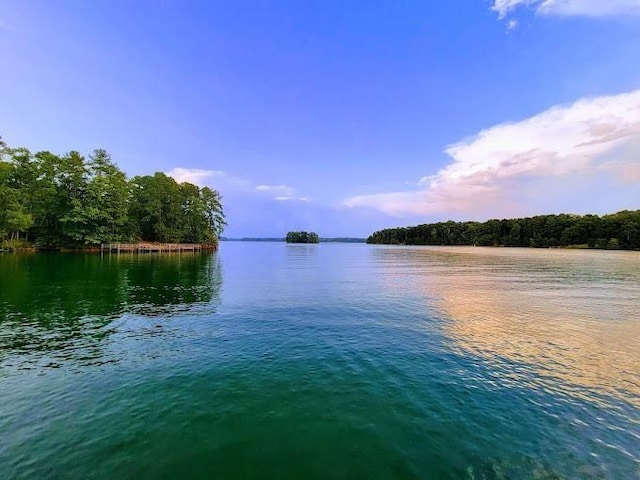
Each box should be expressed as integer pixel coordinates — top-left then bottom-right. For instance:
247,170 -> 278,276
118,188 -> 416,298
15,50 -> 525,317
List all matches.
201,187 -> 226,239
128,173 -> 224,244
129,173 -> 179,242
58,151 -> 91,245
1,147 -> 35,241
84,149 -> 130,244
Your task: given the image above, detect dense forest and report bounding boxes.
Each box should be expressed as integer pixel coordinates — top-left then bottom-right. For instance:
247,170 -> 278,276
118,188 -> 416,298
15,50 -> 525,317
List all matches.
286,231 -> 319,243
367,211 -> 640,250
0,138 -> 225,250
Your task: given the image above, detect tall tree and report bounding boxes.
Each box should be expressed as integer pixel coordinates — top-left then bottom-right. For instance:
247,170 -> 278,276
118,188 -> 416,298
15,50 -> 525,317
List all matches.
128,172 -> 183,242
58,151 -> 90,245
84,149 -> 130,243
201,187 -> 226,240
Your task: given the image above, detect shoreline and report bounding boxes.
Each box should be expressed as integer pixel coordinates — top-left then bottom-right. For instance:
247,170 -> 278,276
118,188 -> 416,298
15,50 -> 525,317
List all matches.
366,243 -> 640,252
0,242 -> 218,254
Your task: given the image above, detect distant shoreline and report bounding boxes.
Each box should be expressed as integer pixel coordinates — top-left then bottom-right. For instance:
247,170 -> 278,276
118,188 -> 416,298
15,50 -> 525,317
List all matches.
367,244 -> 640,252
220,237 -> 366,243
366,211 -> 640,251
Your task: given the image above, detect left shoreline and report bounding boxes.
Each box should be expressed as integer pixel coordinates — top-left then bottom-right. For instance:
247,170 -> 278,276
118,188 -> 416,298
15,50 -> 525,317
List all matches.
0,243 -> 218,254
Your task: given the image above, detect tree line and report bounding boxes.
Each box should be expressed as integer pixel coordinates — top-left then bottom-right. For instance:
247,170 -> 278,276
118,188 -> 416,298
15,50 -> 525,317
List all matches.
0,138 -> 225,249
286,231 -> 319,243
366,211 -> 640,250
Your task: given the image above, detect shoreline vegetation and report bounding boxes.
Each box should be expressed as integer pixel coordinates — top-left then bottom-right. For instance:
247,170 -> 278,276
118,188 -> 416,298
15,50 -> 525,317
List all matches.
0,138 -> 225,253
366,211 -> 640,250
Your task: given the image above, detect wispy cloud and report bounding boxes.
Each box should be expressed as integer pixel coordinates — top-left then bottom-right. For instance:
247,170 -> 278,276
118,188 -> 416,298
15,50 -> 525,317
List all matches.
256,184 -> 296,196
344,89 -> 640,218
165,171 -> 310,202
492,0 -> 640,19
256,184 -> 310,201
166,167 -> 226,186
274,196 -> 310,202
166,167 -> 255,193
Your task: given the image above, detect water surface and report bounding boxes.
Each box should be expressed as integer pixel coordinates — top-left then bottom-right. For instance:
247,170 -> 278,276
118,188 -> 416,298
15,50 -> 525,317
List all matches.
1,244 -> 638,479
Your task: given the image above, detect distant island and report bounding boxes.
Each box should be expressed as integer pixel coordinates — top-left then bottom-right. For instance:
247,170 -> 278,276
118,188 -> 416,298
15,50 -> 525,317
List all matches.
367,211 -> 640,250
286,231 -> 319,243
0,138 -> 226,251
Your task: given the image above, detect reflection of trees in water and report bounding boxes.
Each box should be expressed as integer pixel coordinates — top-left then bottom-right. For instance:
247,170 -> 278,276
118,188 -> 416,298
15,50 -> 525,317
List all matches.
0,253 -> 222,367
123,254 -> 223,316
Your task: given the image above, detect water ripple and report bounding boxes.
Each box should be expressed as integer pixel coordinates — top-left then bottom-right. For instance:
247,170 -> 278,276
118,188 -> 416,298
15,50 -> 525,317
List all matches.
1,245 -> 639,478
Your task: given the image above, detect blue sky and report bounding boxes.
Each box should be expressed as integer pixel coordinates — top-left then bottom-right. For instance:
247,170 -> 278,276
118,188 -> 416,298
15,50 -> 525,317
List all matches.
1,0 -> 639,237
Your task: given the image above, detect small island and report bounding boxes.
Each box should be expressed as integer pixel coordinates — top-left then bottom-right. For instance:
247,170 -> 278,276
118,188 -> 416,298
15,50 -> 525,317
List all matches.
286,231 -> 319,243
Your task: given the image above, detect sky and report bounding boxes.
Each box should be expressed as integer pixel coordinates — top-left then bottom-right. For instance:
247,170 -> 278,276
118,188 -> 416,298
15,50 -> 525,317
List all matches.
1,0 -> 639,237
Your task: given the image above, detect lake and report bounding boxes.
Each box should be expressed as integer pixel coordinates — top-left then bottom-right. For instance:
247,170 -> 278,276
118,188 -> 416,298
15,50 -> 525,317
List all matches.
0,244 -> 639,479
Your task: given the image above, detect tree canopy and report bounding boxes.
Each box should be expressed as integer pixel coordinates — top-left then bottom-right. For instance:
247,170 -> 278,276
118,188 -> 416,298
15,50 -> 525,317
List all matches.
0,139 -> 225,249
366,212 -> 640,250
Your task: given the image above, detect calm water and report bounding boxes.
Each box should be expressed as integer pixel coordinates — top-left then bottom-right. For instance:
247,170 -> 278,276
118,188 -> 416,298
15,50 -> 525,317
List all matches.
1,244 -> 639,479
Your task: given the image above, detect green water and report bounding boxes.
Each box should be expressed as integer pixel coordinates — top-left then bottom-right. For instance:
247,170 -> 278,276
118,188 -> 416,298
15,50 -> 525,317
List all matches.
1,244 -> 639,479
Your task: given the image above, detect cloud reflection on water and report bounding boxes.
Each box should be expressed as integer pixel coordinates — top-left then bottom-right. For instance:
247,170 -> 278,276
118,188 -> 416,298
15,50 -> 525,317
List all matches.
371,246 -> 640,409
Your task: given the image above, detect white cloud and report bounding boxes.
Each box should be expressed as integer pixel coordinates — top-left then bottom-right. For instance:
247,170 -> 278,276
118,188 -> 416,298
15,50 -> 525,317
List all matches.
256,184 -> 296,196
492,0 -> 640,18
166,168 -> 252,191
165,173 -> 310,201
275,196 -> 310,202
256,184 -> 310,201
344,89 -> 640,218
493,0 -> 536,19
166,167 -> 225,186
